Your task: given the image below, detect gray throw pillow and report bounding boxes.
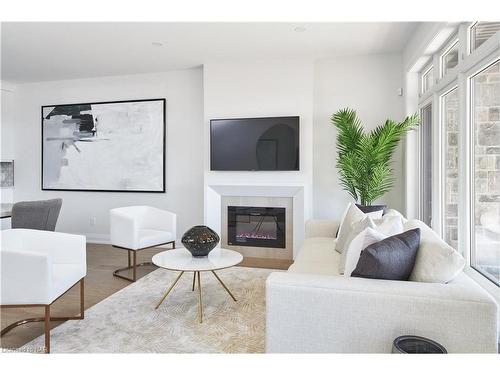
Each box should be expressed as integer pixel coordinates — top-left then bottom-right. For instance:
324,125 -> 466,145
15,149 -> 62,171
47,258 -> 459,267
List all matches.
351,228 -> 420,281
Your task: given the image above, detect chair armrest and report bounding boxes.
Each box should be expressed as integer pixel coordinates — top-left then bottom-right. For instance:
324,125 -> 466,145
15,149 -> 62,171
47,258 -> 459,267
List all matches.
110,209 -> 139,249
305,219 -> 339,238
0,250 -> 51,305
144,207 -> 176,238
266,272 -> 498,353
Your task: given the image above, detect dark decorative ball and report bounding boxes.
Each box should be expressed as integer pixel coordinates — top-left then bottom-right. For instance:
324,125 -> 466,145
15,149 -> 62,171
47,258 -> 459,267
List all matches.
181,225 -> 220,257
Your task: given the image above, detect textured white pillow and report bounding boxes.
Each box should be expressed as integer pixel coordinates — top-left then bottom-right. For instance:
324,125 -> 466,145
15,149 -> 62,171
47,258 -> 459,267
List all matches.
335,203 -> 366,253
339,215 -> 404,274
366,210 -> 384,220
404,219 -> 465,283
383,208 -> 408,223
335,203 -> 383,254
343,227 -> 387,277
373,215 -> 404,235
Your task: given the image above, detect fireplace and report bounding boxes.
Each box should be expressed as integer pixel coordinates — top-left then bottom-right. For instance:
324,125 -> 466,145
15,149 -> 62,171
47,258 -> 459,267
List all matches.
227,206 -> 286,248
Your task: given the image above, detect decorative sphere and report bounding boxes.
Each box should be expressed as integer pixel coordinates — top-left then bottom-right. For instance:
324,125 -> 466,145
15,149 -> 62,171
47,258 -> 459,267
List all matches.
181,225 -> 220,257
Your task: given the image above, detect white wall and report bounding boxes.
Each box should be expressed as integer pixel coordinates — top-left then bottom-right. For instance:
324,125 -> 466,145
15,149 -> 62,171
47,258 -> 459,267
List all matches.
8,68 -> 204,241
4,55 -> 410,242
203,60 -> 314,219
313,54 -> 406,219
1,82 -> 17,161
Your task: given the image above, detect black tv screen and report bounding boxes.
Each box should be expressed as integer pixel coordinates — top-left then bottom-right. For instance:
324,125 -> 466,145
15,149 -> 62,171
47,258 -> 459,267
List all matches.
210,116 -> 299,171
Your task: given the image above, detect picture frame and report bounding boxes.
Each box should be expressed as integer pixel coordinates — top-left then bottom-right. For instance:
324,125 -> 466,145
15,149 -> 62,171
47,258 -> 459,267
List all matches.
41,98 -> 166,193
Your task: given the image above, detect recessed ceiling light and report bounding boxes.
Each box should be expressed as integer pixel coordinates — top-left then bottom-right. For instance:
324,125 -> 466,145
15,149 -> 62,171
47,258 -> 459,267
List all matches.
294,26 -> 306,33
152,42 -> 164,47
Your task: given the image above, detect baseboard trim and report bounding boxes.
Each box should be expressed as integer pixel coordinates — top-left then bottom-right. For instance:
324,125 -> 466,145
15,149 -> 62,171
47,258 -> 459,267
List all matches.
83,233 -> 111,244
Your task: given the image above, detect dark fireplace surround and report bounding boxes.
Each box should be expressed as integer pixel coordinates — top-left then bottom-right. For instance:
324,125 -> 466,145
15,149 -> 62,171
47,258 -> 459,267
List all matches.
227,206 -> 286,249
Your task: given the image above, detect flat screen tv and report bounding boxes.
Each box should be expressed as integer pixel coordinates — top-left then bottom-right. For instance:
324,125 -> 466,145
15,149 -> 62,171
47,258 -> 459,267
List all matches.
210,116 -> 299,171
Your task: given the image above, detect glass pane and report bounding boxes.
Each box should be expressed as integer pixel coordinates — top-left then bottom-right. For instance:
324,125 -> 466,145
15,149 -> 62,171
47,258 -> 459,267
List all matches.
442,87 -> 459,250
471,22 -> 500,51
420,104 -> 433,226
471,60 -> 500,285
441,41 -> 459,76
422,67 -> 434,93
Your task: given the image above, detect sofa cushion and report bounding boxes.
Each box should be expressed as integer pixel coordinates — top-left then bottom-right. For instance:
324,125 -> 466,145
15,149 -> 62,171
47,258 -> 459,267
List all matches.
404,220 -> 465,283
351,229 -> 420,281
289,237 -> 340,276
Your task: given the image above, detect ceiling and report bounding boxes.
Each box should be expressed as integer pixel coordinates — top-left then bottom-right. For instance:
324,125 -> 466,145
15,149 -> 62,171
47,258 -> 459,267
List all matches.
1,22 -> 419,83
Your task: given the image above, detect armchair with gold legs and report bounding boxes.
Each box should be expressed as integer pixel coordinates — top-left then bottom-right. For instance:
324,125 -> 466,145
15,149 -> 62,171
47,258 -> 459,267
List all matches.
0,229 -> 87,353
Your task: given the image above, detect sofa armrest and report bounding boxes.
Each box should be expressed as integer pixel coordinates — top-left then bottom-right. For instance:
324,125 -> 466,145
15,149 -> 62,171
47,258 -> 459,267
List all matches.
305,219 -> 339,239
266,272 -> 498,353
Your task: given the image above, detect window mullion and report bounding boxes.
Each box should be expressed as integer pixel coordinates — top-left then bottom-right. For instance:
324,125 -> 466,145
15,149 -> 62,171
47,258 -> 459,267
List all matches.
431,92 -> 442,235
457,72 -> 470,260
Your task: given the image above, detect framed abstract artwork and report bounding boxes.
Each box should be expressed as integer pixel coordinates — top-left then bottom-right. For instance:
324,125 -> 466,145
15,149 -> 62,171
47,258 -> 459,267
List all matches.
41,98 -> 165,192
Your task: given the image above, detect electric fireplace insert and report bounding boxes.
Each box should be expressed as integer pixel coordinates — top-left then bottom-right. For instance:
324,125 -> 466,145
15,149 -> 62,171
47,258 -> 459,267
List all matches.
227,206 -> 285,248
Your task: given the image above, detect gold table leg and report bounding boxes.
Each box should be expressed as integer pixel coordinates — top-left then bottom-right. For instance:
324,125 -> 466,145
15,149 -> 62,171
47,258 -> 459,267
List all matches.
211,270 -> 237,301
197,271 -> 203,323
155,271 -> 184,309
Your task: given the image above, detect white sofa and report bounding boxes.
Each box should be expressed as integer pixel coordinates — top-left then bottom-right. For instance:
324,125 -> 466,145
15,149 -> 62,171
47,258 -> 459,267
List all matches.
266,219 -> 498,353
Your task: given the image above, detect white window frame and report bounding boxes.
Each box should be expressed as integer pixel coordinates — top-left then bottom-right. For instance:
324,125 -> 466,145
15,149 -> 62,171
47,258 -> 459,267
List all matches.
417,98 -> 433,225
440,37 -> 459,78
420,63 -> 434,95
465,54 -> 500,287
438,83 -> 459,240
467,22 -> 478,55
414,22 -> 500,294
469,21 -> 500,54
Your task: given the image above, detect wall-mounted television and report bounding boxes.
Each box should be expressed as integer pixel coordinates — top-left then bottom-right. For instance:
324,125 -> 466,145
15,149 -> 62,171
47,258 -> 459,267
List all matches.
210,116 -> 299,171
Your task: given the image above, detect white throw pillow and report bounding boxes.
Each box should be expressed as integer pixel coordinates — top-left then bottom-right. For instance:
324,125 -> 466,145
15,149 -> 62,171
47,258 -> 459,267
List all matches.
338,215 -> 404,274
373,215 -> 404,235
343,227 -> 387,277
404,219 -> 465,283
335,203 -> 383,254
383,208 -> 408,223
366,210 -> 384,220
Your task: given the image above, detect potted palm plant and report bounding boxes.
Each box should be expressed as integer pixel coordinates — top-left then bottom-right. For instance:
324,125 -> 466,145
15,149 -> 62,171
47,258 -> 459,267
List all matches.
331,108 -> 419,212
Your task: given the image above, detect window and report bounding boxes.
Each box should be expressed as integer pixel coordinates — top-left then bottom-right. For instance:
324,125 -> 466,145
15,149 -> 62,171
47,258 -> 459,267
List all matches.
413,23 -> 500,290
441,40 -> 459,76
470,59 -> 500,285
421,66 -> 434,94
420,104 -> 433,226
470,22 -> 500,52
442,87 -> 459,249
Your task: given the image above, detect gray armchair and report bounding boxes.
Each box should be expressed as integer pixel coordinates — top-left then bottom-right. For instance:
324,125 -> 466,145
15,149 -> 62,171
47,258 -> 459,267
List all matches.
11,198 -> 62,231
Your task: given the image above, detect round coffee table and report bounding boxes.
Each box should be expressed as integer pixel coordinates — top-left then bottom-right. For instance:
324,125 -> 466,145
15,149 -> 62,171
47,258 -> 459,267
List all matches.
152,247 -> 243,323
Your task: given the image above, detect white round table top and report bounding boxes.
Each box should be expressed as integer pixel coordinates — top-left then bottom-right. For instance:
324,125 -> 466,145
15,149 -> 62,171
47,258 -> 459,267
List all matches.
152,247 -> 243,272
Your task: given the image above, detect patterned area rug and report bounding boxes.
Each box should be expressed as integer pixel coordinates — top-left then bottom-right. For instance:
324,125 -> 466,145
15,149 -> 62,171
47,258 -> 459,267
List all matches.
23,267 -> 274,353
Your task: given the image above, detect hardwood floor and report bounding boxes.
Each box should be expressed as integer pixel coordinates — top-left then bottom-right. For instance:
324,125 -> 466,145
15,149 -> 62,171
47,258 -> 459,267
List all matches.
0,243 -> 291,350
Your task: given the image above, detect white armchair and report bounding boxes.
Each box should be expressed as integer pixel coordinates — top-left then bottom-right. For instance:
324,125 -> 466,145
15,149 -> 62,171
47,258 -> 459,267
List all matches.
110,206 -> 176,282
0,229 -> 86,353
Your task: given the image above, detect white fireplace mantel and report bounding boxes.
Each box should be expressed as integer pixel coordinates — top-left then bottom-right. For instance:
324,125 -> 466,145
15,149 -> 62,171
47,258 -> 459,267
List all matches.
205,184 -> 306,258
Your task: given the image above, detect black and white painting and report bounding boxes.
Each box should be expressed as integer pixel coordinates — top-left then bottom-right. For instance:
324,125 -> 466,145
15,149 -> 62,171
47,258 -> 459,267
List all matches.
42,99 -> 165,192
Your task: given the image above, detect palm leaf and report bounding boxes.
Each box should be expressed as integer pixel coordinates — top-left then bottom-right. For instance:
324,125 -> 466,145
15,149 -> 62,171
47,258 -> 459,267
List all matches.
331,109 -> 419,205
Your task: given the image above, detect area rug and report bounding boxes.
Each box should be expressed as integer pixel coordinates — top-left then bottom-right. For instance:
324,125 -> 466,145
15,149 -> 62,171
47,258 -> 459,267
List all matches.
23,267 -> 275,353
